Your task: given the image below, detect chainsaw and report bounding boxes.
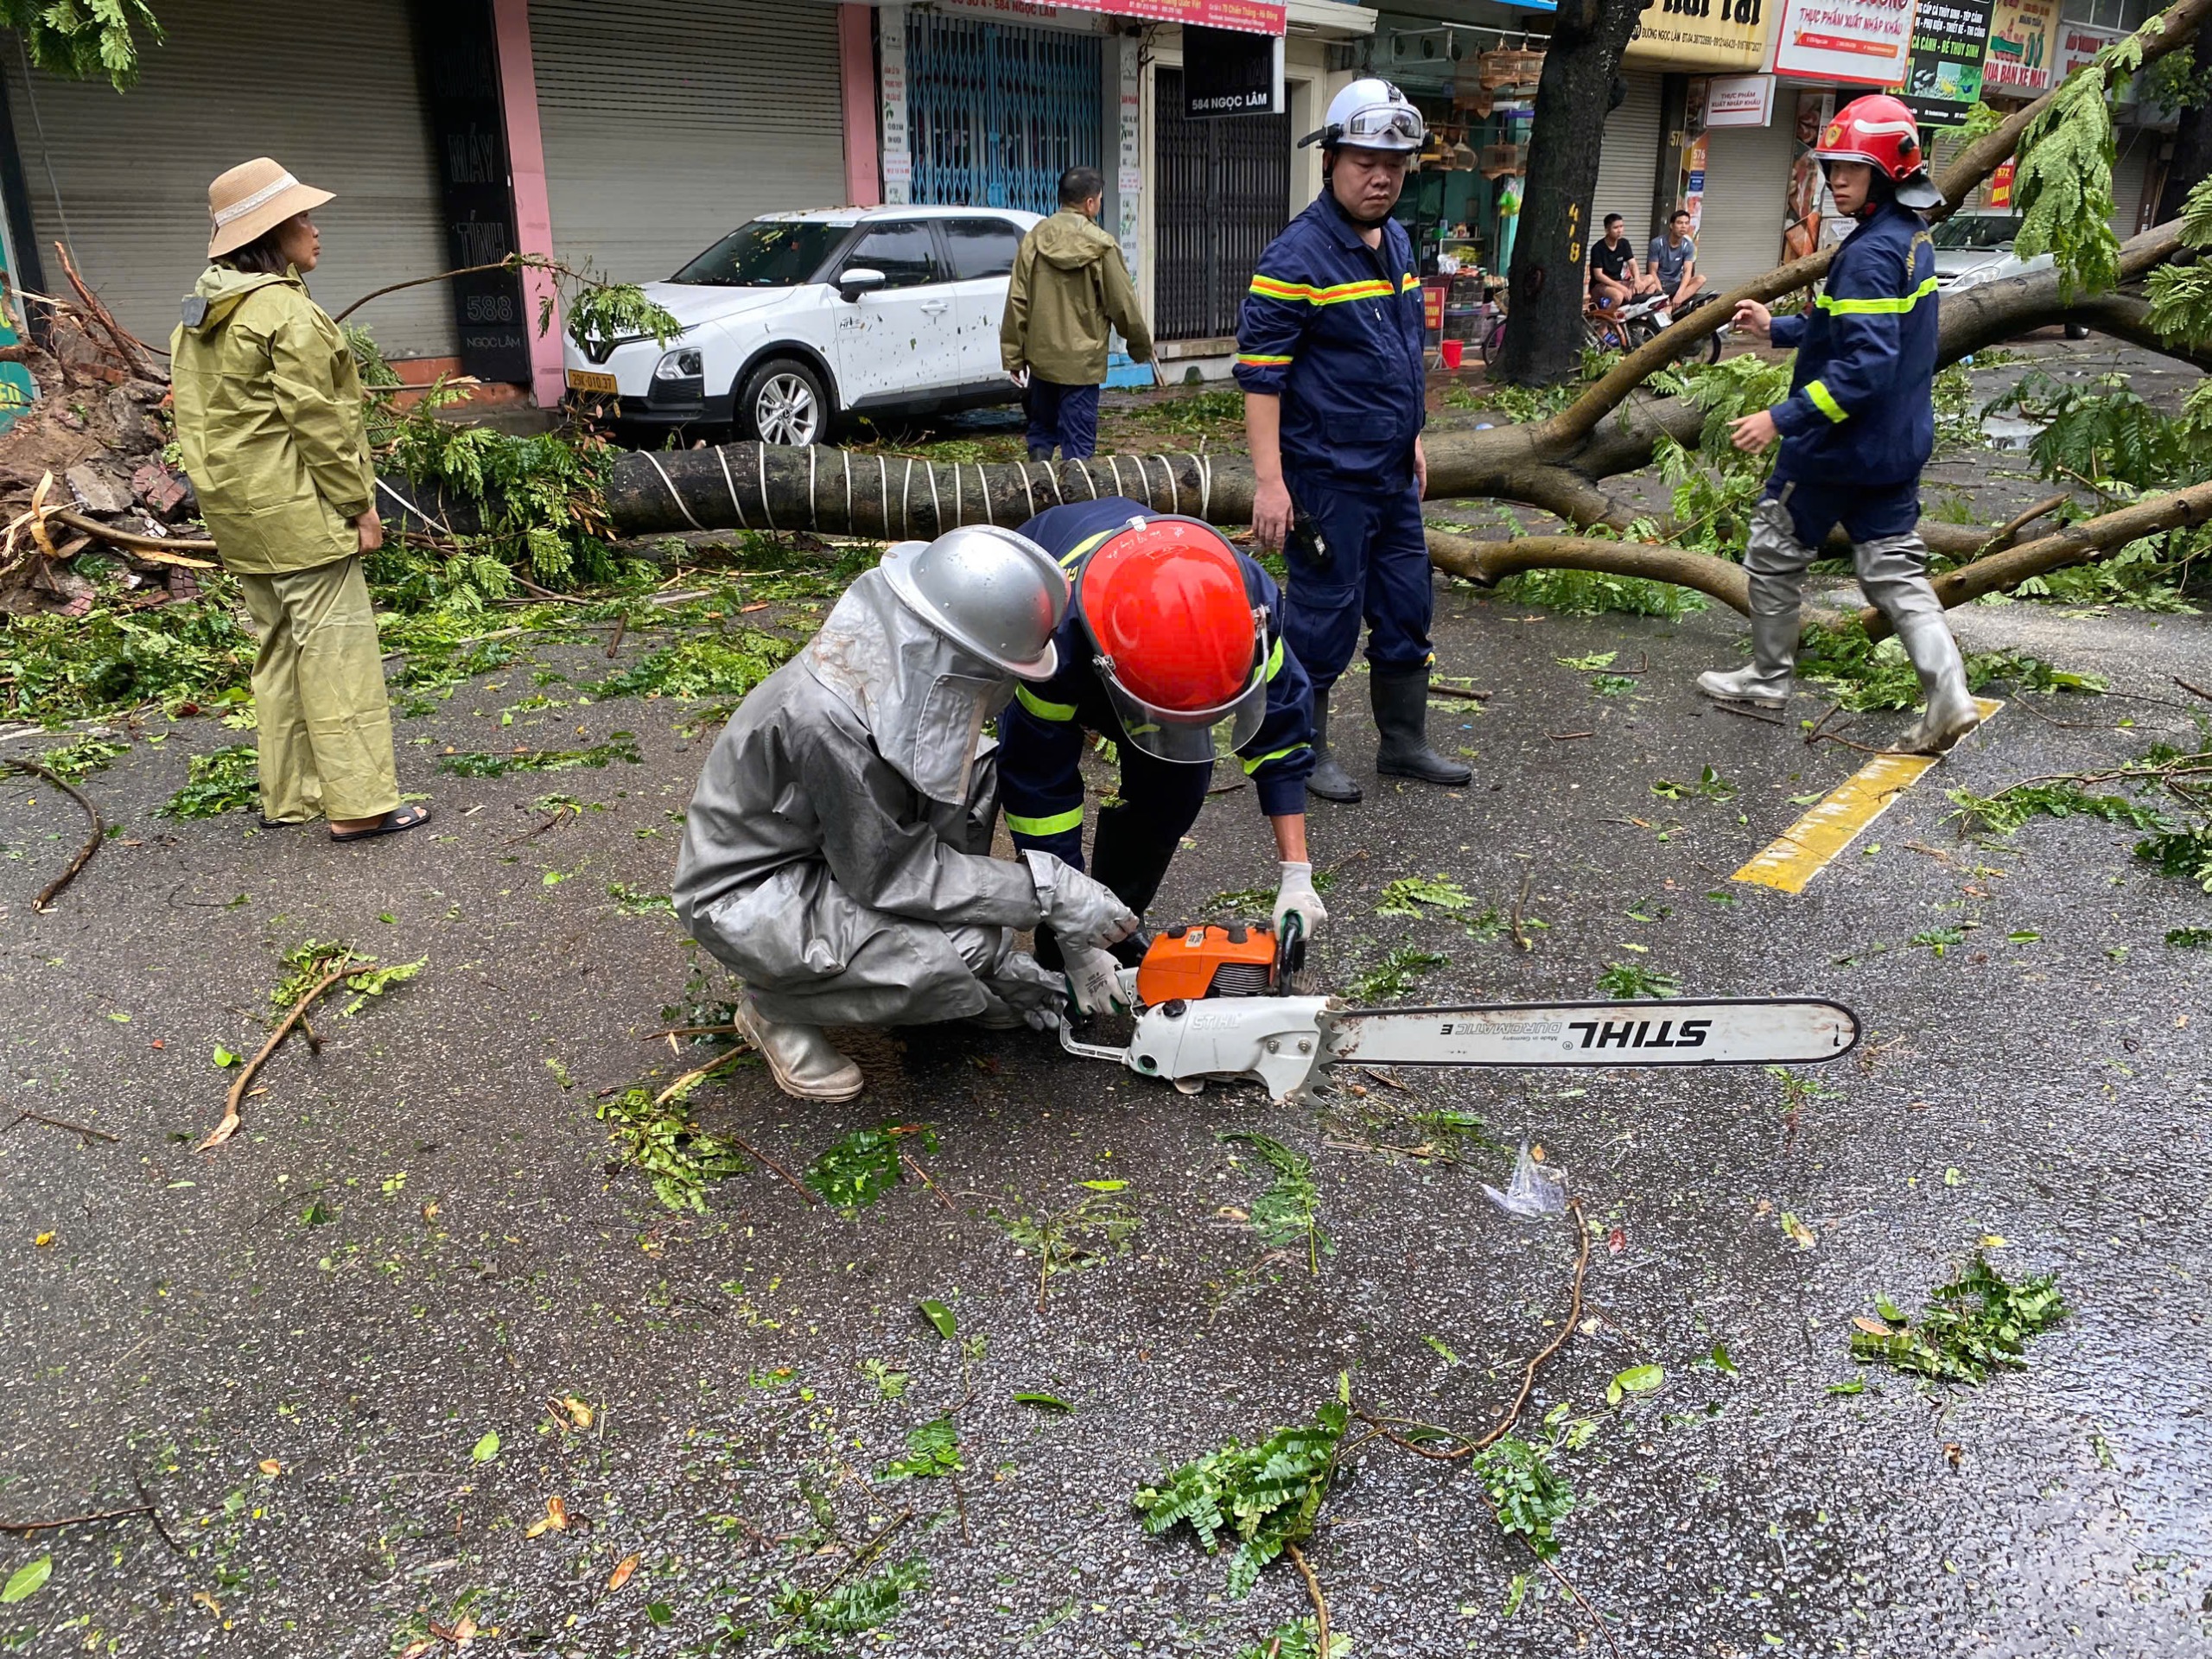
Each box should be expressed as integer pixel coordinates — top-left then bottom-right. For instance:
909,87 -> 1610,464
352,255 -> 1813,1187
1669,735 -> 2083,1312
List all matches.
1057,919 -> 1859,1103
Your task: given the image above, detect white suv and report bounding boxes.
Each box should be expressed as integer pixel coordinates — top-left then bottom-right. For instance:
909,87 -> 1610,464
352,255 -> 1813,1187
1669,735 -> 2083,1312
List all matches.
562,206 -> 1040,446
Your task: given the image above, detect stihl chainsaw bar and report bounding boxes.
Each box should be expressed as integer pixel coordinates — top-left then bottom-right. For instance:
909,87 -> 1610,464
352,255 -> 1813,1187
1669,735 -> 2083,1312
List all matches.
1318,997 -> 1860,1070
1056,924 -> 1863,1103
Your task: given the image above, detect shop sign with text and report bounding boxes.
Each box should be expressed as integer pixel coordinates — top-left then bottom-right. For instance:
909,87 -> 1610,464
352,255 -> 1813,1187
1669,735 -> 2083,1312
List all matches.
1771,0 -> 1914,86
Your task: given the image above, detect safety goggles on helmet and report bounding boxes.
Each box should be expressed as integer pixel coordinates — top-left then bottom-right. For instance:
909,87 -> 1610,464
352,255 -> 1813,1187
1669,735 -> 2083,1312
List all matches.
1073,515 -> 1271,766
1302,78 -> 1426,153
1091,627 -> 1269,766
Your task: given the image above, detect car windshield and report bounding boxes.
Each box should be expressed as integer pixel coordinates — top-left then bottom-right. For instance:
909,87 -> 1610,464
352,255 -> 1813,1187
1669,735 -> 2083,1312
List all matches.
1933,214 -> 2020,251
670,220 -> 848,287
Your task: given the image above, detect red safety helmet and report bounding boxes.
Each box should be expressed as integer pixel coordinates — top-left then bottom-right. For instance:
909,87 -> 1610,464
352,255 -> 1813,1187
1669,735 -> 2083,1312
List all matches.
1074,516 -> 1268,765
1815,94 -> 1942,210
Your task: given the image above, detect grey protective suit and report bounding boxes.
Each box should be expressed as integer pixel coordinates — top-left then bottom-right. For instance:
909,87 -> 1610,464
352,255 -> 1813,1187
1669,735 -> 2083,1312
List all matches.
673,568 -> 1047,1027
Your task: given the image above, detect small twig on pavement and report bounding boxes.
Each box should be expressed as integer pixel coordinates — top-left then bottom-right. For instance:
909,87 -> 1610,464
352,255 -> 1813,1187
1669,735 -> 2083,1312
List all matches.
1285,1542 -> 1331,1658
810,1508 -> 915,1600
4,757 -> 104,912
199,957 -> 372,1151
1712,702 -> 1791,728
900,1152 -> 954,1211
0,1503 -> 154,1535
1473,1196 -> 1592,1451
1428,681 -> 1493,701
951,1476 -> 973,1546
1510,868 -> 1535,953
652,1048 -> 746,1108
1546,731 -> 1593,741
131,1475 -> 187,1559
606,614 -> 627,658
1497,1506 -> 1624,1659
2177,676 -> 2212,705
5,1110 -> 119,1144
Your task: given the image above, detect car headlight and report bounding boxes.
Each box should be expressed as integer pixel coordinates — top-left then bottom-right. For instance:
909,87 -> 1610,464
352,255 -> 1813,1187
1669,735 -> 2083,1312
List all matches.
652,348 -> 703,381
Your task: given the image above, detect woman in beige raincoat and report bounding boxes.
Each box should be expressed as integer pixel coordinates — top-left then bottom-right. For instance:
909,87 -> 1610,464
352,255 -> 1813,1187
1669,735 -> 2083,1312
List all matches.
169,157 -> 427,841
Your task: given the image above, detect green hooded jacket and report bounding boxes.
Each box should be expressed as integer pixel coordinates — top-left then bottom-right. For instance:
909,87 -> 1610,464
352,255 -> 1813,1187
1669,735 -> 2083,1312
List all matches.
169,264 -> 376,575
1000,209 -> 1153,385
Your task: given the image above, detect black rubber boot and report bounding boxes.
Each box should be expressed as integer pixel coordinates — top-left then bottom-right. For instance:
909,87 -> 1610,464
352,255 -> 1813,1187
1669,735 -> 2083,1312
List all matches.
1372,667 -> 1472,785
1027,444 -> 1055,463
1305,693 -> 1363,804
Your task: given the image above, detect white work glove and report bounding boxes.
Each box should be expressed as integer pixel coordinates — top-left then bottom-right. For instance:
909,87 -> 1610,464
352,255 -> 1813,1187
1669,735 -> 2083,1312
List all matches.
1023,850 -> 1139,950
1272,861 -> 1328,943
1063,944 -> 1135,1019
986,950 -> 1069,1032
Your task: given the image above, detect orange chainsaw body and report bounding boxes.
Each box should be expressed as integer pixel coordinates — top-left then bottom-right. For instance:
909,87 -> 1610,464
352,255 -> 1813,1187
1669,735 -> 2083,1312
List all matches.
1135,923 -> 1281,1006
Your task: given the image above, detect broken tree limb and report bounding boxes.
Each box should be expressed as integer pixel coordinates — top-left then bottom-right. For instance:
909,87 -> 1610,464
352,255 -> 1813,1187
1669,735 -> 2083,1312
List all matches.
3,757 -> 104,912
1857,476 -> 2212,639
1427,529 -> 1753,616
48,508 -> 219,563
198,957 -> 372,1153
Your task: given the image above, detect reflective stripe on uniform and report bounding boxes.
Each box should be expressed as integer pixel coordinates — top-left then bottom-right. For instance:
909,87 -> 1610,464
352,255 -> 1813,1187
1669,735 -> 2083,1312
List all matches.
1057,528 -> 1117,571
1815,275 -> 1938,316
1311,279 -> 1395,305
1249,274 -> 1311,302
1006,805 -> 1084,837
1016,684 -> 1077,721
1242,742 -> 1309,775
1400,273 -> 1421,292
1264,635 -> 1285,681
1805,379 -> 1848,423
1236,353 -> 1294,367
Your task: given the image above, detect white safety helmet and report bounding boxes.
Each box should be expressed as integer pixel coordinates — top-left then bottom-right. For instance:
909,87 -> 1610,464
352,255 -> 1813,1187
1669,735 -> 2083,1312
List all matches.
1304,78 -> 1426,153
878,524 -> 1070,683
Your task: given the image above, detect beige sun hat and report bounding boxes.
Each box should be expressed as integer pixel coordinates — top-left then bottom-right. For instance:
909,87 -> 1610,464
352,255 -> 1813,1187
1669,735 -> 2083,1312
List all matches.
206,157 -> 334,258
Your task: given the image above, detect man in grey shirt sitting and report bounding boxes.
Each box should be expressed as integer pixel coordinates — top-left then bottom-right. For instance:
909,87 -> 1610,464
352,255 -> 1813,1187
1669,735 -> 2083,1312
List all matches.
1648,209 -> 1705,311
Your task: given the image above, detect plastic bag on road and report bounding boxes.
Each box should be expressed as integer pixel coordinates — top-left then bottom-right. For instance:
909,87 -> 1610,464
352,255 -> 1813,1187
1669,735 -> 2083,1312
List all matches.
1484,1140 -> 1568,1219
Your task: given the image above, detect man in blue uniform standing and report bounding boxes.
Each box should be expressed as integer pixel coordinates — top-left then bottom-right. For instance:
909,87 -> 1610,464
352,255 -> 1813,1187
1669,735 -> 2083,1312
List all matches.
1707,93 -> 1980,755
998,499 -> 1325,1015
1235,79 -> 1467,804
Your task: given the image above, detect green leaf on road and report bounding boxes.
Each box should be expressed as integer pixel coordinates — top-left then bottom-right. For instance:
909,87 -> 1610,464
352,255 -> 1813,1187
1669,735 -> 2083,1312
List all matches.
212,1045 -> 240,1067
918,1299 -> 957,1339
1605,1364 -> 1665,1405
1014,1392 -> 1072,1413
1709,1344 -> 1737,1375
1,1558 -> 52,1604
471,1431 -> 500,1464
1827,1378 -> 1866,1395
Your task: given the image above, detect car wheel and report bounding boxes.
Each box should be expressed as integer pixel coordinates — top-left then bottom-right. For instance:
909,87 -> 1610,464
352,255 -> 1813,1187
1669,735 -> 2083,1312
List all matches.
738,357 -> 830,447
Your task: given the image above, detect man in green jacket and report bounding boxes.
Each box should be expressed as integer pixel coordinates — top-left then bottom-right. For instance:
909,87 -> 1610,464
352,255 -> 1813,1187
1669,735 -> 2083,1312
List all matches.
1000,166 -> 1153,462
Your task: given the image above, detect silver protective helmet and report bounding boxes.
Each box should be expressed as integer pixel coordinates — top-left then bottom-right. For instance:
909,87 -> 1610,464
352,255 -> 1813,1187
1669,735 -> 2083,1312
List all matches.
878,524 -> 1070,683
1304,78 -> 1425,153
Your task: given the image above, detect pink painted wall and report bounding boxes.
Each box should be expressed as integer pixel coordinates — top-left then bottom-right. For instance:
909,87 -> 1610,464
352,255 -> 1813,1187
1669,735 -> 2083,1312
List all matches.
492,0 -> 566,407
839,3 -> 881,208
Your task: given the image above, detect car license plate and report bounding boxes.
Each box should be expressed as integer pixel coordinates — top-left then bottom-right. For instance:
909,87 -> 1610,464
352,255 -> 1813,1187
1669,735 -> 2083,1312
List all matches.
566,369 -> 620,396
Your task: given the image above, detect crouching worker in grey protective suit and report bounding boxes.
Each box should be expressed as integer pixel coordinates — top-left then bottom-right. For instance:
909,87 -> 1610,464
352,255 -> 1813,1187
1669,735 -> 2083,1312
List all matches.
673,525 -> 1141,1103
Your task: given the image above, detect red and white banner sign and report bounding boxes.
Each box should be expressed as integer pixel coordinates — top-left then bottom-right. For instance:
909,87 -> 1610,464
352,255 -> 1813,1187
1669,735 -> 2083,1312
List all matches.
1111,0 -> 1287,34
1770,0 -> 1915,86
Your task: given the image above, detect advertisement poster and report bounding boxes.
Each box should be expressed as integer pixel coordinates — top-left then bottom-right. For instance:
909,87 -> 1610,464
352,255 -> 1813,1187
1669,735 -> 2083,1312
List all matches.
1983,0 -> 2059,94
2057,20 -> 2135,103
1783,89 -> 1834,263
1679,80 -> 1712,235
1771,0 -> 1915,86
880,7 -> 912,205
1900,0 -> 1993,125
1625,0 -> 1770,73
1707,73 -> 1777,126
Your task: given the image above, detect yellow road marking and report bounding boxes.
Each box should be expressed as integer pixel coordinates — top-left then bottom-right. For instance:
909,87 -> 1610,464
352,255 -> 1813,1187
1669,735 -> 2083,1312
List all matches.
1732,698 -> 2005,894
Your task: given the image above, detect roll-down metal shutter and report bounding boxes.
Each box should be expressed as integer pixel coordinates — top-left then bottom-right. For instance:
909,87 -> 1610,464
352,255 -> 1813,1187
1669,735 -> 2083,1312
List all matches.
1694,111 -> 1799,290
2,0 -> 456,359
2111,130 -> 2151,235
1591,72 -> 1665,249
529,0 -> 848,287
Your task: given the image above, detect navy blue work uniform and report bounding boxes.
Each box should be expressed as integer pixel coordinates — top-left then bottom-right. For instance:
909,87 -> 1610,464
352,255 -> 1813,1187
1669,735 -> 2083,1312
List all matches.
1234,190 -> 1431,698
1764,200 -> 1938,546
998,497 -> 1317,963
1025,378 -> 1100,461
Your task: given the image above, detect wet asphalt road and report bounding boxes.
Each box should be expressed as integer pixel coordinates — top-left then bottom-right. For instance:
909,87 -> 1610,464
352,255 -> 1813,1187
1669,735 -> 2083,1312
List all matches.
4,340 -> 2211,1658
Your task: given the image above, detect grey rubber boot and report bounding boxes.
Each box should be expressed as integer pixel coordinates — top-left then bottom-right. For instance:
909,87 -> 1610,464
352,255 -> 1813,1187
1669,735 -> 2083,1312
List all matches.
733,995 -> 863,1103
1306,692 -> 1363,804
1695,610 -> 1802,707
1855,532 -> 1981,755
1699,495 -> 1810,706
1372,667 -> 1472,785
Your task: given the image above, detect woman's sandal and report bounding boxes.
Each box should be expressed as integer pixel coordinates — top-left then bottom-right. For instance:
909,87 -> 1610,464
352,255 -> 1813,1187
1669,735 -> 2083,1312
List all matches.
329,803 -> 432,843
